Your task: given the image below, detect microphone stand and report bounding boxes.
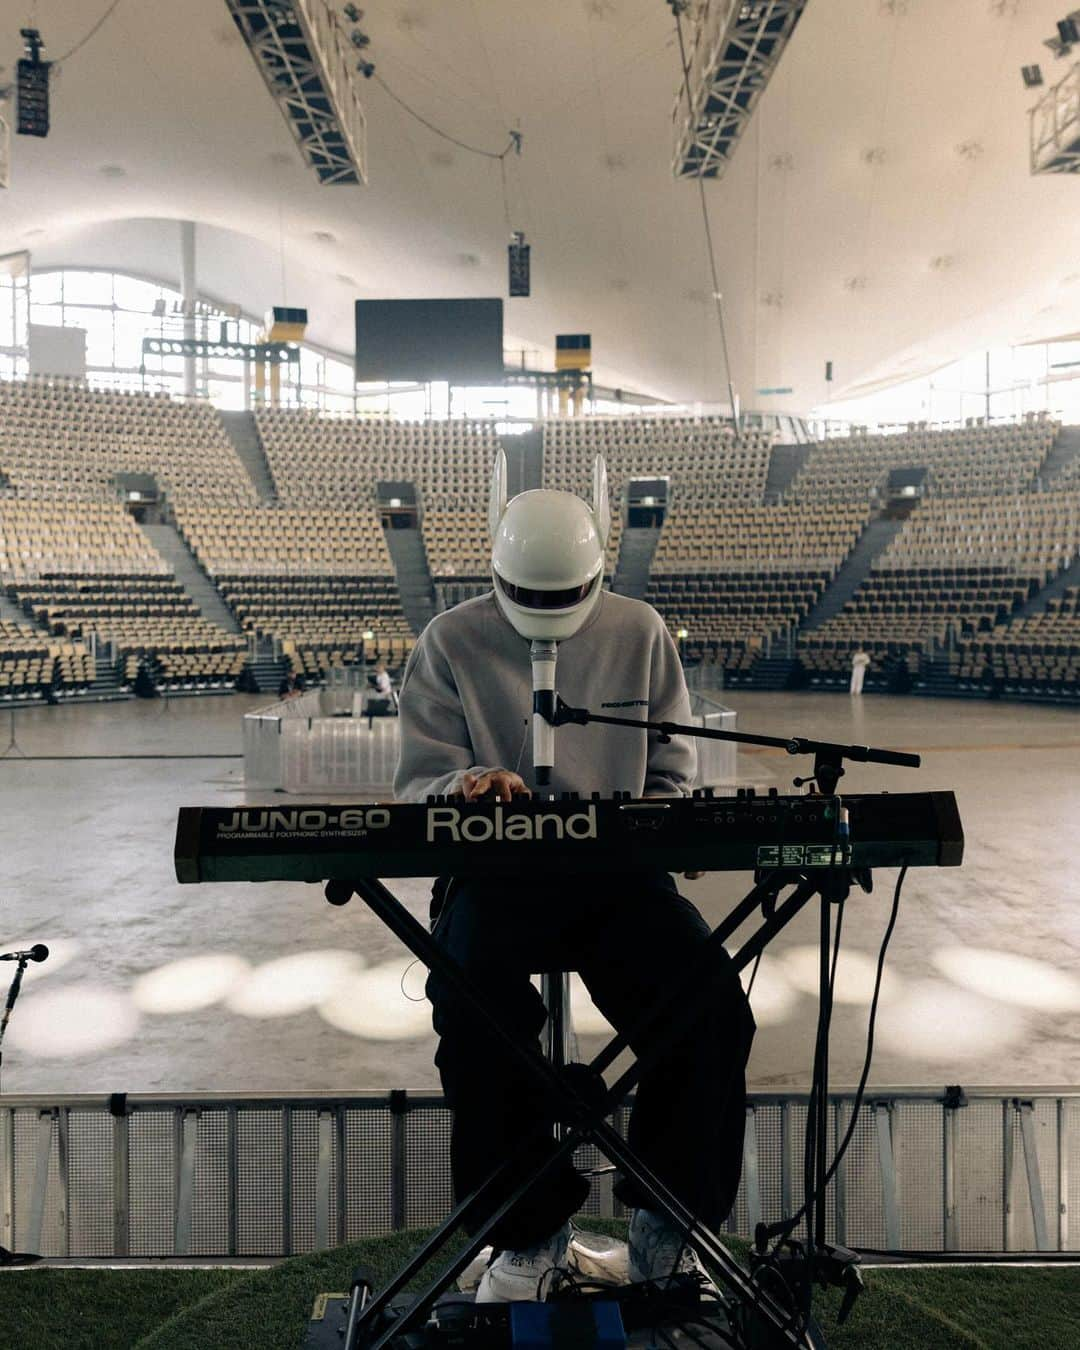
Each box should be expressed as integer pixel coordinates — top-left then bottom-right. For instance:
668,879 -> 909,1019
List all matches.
0,954 -> 42,1266
544,694 -> 921,1327
549,694 -> 921,796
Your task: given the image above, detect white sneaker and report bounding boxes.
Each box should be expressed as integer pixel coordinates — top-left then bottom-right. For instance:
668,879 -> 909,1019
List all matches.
628,1208 -> 715,1288
475,1222 -> 572,1303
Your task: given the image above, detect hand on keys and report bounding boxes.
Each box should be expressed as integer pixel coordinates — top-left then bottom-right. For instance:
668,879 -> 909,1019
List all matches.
459,770 -> 532,802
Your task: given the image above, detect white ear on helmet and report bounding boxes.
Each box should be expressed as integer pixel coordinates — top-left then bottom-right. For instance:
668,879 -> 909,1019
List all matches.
592,454 -> 611,547
489,448 -> 508,538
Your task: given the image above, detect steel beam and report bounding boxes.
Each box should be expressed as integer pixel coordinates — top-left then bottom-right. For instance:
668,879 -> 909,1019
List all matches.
1030,59 -> 1080,175
673,1 -> 809,180
225,0 -> 367,185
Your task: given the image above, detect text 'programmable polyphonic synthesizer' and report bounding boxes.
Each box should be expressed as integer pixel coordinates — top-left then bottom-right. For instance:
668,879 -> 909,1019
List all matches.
175,790 -> 963,884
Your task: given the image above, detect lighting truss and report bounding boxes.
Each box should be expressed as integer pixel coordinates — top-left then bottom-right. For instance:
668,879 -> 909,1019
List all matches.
225,0 -> 367,185
1029,59 -> 1080,173
141,337 -> 299,363
672,0 -> 809,180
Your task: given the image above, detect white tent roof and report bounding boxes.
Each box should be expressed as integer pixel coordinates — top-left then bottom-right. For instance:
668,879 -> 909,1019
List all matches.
3,0 -> 1077,408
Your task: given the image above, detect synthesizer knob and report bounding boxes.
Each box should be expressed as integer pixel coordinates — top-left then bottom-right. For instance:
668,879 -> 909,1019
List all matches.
561,791 -> 580,801
692,788 -> 705,799
768,787 -> 779,798
426,795 -> 437,804
704,787 -> 715,799
591,791 -> 602,801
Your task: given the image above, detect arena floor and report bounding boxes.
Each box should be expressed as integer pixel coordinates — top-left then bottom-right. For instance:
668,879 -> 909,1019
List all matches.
1,690 -> 1078,1097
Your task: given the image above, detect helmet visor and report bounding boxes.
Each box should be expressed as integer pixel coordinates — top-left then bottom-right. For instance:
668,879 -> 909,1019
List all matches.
496,573 -> 599,611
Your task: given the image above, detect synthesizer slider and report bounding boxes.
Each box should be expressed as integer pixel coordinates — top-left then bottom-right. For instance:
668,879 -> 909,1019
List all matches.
174,789 -> 963,884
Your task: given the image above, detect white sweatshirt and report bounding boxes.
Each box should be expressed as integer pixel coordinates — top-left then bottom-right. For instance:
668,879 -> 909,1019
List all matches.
394,590 -> 697,801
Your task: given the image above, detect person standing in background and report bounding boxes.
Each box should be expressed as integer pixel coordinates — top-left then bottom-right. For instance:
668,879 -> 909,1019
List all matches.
850,645 -> 870,695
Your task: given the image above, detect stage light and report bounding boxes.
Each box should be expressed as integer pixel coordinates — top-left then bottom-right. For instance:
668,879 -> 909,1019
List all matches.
781,944 -> 905,1005
319,957 -> 432,1040
876,980 -> 1028,1063
343,3 -> 364,19
350,30 -> 370,48
1058,16 -> 1080,45
1022,64 -> 1044,88
569,974 -> 613,1036
227,950 -> 364,1018
356,60 -> 375,78
6,985 -> 140,1058
931,946 -> 1080,1012
133,954 -> 252,1014
738,954 -> 798,1027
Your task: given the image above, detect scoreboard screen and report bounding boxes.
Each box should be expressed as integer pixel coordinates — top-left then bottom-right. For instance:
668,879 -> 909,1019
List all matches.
355,298 -> 504,384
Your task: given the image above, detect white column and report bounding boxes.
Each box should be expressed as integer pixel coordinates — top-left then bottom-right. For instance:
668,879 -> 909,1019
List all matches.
180,220 -> 197,398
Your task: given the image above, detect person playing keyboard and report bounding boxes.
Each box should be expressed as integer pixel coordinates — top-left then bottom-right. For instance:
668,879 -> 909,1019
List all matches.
394,453 -> 755,1303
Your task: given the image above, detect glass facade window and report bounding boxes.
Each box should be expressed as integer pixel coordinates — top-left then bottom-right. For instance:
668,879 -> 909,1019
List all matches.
5,266 -> 1080,429
0,266 -> 359,412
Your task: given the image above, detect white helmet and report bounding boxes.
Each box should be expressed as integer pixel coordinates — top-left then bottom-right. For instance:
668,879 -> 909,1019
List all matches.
489,449 -> 611,640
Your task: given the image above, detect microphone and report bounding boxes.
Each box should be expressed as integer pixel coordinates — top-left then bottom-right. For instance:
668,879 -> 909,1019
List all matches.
0,945 -> 48,964
530,639 -> 558,789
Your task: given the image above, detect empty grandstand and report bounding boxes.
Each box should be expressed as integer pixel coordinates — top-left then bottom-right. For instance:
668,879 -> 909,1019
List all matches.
2,383 -> 1079,703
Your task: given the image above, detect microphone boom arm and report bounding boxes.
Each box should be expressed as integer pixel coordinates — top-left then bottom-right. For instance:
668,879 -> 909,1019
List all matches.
550,695 -> 920,795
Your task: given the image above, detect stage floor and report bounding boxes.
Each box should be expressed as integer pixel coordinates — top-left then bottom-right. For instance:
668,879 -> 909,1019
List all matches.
1,690 -> 1078,1095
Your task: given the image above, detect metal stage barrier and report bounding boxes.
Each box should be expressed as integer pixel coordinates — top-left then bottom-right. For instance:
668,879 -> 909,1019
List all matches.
2,1089 -> 1076,1259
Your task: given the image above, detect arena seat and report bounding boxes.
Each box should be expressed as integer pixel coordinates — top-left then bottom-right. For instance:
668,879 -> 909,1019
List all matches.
174,502 -> 412,673
0,376 -> 257,504
798,491 -> 1080,691
787,417 -> 1059,505
644,500 -> 866,674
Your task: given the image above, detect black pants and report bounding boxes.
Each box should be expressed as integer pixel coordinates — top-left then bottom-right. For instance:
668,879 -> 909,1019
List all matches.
425,871 -> 755,1250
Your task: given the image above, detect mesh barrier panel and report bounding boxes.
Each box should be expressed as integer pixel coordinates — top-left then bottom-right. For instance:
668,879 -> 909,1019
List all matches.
1006,1099 -> 1059,1252
895,1100 -> 944,1250
405,1105 -> 453,1229
344,1106 -> 393,1239
837,1102 -> 885,1249
2,1093 -> 1076,1257
954,1100 -> 1004,1250
777,1101 -> 838,1245
129,1112 -> 176,1256
191,1110 -> 229,1255
755,1104 -> 785,1233
12,1110 -> 63,1254
1066,1100 -> 1080,1251
67,1110 -> 114,1257
238,1109 -> 285,1255
289,1109 -> 339,1252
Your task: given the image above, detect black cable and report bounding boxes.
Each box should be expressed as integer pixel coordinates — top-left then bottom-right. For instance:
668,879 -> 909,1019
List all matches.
373,73 -> 518,161
775,864 -> 909,1239
54,0 -> 123,67
798,895 -> 844,1336
816,864 -> 907,1196
669,4 -> 739,433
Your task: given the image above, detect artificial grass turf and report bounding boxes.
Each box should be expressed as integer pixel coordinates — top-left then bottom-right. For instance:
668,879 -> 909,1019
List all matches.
0,1266 -> 245,1350
819,1265 -> 1080,1349
1,1225 -> 1077,1350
